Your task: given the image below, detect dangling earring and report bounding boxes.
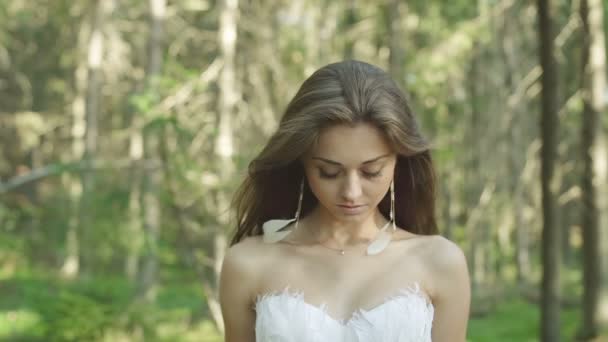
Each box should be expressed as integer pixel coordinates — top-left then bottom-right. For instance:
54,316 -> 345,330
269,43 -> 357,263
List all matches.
262,178 -> 304,243
366,179 -> 397,255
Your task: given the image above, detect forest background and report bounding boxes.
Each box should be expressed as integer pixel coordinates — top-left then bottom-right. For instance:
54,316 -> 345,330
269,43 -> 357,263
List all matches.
1,0 -> 608,341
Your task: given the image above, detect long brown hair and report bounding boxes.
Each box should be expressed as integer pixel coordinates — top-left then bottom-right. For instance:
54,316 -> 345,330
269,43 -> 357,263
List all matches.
230,60 -> 437,245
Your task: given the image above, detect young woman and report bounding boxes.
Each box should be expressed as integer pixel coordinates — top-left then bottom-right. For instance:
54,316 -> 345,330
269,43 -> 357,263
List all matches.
219,60 -> 470,341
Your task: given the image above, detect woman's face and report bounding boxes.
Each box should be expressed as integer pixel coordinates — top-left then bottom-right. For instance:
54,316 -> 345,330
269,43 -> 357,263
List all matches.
302,122 -> 397,223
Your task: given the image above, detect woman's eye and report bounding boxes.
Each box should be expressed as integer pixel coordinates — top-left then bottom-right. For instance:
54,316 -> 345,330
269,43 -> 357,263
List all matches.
317,168 -> 382,179
362,170 -> 382,178
319,169 -> 340,179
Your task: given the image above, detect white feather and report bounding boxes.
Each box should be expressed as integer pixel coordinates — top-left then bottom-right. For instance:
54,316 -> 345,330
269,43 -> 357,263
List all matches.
262,219 -> 296,243
366,221 -> 393,256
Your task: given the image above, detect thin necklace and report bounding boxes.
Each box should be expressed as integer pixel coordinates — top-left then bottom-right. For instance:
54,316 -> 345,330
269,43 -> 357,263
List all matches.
314,228 -> 376,256
317,243 -> 349,255
287,218 -> 392,256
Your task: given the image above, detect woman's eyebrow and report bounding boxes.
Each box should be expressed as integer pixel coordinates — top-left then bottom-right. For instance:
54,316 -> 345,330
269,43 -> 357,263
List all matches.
312,154 -> 391,166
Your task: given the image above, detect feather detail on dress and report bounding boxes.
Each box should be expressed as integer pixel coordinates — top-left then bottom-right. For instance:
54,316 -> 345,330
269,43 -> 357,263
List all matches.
254,282 -> 434,342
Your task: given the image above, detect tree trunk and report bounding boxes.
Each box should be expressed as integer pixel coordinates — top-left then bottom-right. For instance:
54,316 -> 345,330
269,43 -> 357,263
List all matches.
304,0 -> 320,74
61,6 -> 91,278
498,1 -> 530,285
467,44 -> 484,292
537,0 -> 561,340
441,175 -> 453,240
137,0 -> 166,303
207,0 -> 239,334
580,0 -> 607,337
126,135 -> 143,282
343,0 -> 357,60
386,0 -> 405,86
79,0 -> 112,274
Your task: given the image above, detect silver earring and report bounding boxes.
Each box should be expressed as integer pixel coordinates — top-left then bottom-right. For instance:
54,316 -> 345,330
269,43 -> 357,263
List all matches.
366,179 -> 396,255
263,178 -> 304,243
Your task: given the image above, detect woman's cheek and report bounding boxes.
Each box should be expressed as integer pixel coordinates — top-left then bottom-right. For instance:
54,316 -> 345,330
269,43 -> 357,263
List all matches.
306,176 -> 327,202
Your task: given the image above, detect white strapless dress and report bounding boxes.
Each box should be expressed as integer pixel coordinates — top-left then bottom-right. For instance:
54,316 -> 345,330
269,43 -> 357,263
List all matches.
254,282 -> 434,342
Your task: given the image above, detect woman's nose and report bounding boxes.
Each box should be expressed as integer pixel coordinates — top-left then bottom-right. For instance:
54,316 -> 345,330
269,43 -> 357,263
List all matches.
341,173 -> 362,201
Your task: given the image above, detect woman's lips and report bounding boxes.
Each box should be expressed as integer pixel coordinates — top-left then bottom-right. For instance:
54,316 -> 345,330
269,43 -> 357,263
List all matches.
337,204 -> 366,215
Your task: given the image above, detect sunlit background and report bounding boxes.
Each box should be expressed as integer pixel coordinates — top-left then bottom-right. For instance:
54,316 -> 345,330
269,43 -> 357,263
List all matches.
1,0 -> 607,340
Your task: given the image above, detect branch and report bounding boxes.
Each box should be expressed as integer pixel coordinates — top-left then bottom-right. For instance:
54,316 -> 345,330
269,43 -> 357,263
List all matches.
0,158 -> 162,193
0,163 -> 63,193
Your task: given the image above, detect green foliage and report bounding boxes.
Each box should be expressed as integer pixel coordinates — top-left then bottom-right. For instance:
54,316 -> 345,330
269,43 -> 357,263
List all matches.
0,275 -> 128,341
0,202 -> 19,237
129,92 -> 159,115
0,0 -> 602,340
467,298 -> 579,341
0,273 -> 221,341
38,291 -> 113,341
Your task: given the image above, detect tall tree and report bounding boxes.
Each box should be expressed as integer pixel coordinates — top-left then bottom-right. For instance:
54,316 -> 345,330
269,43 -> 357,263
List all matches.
386,0 -> 405,84
79,0 -> 113,273
580,0 -> 607,337
466,41 -> 489,292
343,0 -> 358,60
61,4 -> 90,278
138,0 -> 166,302
498,3 -> 530,284
208,0 -> 239,333
537,0 -> 561,340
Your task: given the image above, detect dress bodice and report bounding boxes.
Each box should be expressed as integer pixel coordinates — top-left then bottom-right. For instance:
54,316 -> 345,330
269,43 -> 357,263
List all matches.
254,282 -> 434,342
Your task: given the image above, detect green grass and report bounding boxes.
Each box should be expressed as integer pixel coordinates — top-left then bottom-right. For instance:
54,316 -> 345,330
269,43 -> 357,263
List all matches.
0,271 -> 590,341
468,298 -> 579,342
0,272 -> 223,341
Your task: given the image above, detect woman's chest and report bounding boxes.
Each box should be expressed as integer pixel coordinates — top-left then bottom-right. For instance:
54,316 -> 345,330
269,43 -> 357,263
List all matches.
254,280 -> 434,342
254,248 -> 430,320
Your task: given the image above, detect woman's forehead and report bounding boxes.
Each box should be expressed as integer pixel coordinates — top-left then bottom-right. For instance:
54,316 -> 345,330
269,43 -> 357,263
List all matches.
307,123 -> 394,163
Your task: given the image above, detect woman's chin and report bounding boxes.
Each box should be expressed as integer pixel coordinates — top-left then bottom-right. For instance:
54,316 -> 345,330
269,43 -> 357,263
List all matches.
331,207 -> 372,221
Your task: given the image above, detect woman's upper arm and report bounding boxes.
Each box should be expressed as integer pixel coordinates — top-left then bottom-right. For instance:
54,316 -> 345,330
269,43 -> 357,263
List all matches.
429,236 -> 471,342
219,241 -> 258,342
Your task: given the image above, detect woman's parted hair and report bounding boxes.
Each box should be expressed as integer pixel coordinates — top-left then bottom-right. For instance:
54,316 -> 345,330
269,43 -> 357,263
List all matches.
230,60 -> 437,245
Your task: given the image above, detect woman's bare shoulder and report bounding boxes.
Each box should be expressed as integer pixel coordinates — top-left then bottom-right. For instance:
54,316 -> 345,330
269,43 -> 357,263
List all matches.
219,235 -> 267,342
415,235 -> 466,272
418,235 -> 469,298
230,234 -> 264,250
224,235 -> 266,268
220,235 -> 267,302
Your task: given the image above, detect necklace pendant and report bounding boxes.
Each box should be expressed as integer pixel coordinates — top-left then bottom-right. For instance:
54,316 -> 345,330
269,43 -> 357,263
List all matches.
340,250 -> 345,255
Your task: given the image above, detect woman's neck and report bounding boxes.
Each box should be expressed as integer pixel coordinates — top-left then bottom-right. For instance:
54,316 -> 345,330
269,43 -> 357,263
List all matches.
305,206 -> 389,247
